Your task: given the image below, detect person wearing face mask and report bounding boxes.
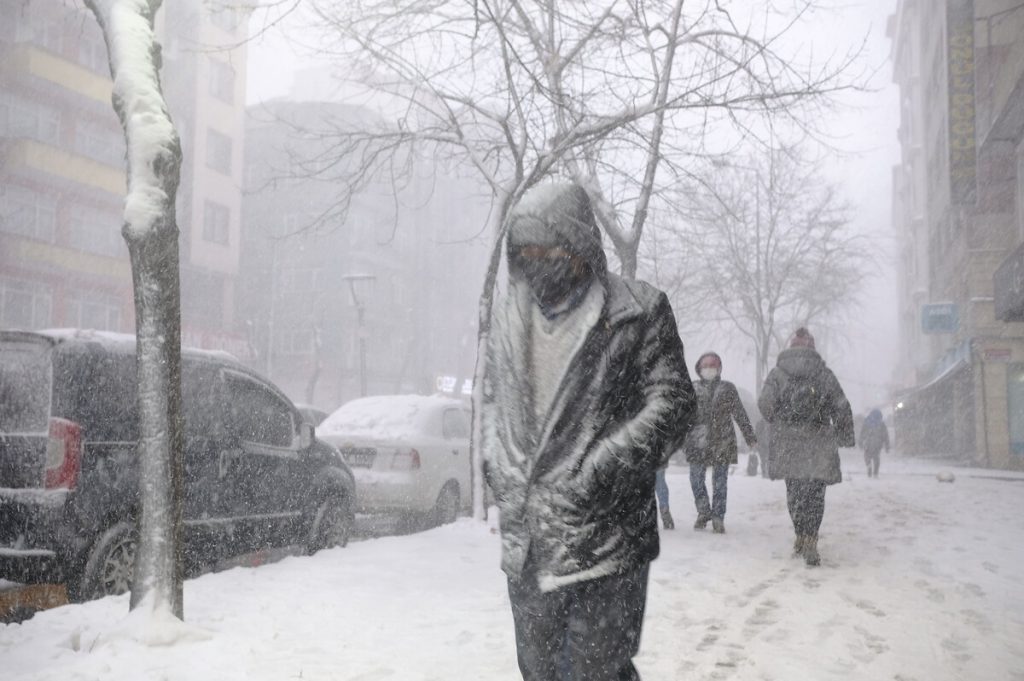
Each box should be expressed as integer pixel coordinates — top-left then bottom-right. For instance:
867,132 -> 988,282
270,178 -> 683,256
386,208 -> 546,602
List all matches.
481,182 -> 696,681
683,352 -> 757,534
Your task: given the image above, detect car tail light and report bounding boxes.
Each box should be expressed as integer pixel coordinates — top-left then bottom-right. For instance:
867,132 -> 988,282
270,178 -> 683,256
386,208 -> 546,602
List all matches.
391,448 -> 421,470
45,417 -> 82,490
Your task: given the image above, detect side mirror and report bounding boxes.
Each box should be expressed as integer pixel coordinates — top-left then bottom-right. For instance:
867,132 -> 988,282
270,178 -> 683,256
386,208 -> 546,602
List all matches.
299,422 -> 315,450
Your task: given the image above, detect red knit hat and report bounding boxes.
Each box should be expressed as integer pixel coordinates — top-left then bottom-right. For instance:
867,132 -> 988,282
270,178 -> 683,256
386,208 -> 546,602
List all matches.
789,327 -> 815,349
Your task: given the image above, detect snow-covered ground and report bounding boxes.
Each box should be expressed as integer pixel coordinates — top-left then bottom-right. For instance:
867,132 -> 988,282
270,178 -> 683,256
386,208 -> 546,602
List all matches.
2,452 -> 1022,680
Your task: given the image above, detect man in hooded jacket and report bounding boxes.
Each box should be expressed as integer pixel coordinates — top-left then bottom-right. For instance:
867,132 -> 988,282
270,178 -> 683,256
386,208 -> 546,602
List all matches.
758,327 -> 855,566
482,182 -> 696,681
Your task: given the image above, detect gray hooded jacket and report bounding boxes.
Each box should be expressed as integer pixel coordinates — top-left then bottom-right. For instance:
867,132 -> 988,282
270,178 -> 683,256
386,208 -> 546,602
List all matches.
757,347 -> 855,484
482,183 -> 695,591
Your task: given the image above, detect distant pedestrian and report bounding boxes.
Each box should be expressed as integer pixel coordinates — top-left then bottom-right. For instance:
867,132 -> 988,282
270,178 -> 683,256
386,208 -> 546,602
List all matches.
683,352 -> 756,534
860,409 -> 890,477
481,182 -> 696,681
758,328 -> 855,566
755,419 -> 771,478
655,466 -> 675,529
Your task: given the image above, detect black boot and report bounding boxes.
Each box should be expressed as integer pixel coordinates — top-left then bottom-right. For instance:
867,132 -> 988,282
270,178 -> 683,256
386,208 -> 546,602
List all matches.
693,514 -> 711,531
660,507 -> 675,530
712,517 -> 725,534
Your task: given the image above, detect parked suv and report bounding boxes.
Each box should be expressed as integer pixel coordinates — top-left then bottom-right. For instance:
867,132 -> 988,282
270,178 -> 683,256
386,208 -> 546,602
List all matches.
0,329 -> 355,601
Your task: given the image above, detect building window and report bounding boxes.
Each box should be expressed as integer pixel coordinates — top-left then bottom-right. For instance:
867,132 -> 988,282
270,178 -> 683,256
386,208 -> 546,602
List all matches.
75,120 -> 125,167
203,200 -> 230,245
279,267 -> 322,293
68,294 -> 122,332
0,94 -> 61,145
209,6 -> 240,33
1008,364 -> 1024,457
206,128 -> 232,174
15,12 -> 64,54
0,278 -> 52,330
69,205 -> 125,257
208,59 -> 235,104
276,329 -> 314,355
0,185 -> 57,242
78,34 -> 109,75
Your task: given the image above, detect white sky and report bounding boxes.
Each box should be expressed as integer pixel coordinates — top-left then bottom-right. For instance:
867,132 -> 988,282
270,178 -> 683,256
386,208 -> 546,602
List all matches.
243,1 -> 903,413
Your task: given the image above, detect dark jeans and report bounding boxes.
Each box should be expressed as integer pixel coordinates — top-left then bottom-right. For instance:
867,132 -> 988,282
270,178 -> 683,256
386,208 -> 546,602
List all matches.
785,479 -> 826,536
655,468 -> 669,510
507,561 -> 650,681
864,449 -> 881,477
689,463 -> 728,519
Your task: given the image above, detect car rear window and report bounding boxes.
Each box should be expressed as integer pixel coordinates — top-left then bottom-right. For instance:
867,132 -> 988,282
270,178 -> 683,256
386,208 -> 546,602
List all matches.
0,339 -> 53,434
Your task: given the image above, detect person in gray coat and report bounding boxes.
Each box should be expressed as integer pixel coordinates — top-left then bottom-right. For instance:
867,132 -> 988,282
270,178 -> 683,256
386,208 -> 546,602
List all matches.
757,327 -> 854,566
482,182 -> 696,681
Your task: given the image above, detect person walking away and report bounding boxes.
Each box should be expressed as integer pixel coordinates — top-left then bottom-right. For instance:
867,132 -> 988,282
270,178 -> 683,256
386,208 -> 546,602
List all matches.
758,327 -> 855,566
481,182 -> 696,681
860,409 -> 890,478
755,419 -> 771,478
655,466 -> 674,529
683,352 -> 756,534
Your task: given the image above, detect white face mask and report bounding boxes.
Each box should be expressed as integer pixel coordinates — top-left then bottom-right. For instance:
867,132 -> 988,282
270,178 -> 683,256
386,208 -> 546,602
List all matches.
699,367 -> 720,381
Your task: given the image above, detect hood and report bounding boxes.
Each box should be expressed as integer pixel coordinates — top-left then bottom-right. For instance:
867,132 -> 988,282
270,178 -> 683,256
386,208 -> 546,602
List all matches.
776,346 -> 824,379
506,182 -> 608,279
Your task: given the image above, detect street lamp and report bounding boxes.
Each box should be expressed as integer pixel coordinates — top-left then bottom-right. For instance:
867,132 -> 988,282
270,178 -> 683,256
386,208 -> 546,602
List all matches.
341,273 -> 376,397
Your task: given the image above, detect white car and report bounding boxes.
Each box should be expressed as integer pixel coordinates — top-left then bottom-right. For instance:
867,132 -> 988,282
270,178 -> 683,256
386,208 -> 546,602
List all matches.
318,395 -> 472,527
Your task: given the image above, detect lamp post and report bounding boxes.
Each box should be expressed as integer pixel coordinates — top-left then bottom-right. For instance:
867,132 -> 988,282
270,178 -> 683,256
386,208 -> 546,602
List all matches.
342,273 -> 376,396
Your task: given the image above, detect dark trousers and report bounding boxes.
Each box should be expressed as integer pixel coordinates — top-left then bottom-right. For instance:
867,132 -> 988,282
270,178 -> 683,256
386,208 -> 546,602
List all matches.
507,561 -> 650,681
785,479 -> 826,536
689,463 -> 728,519
864,449 -> 881,477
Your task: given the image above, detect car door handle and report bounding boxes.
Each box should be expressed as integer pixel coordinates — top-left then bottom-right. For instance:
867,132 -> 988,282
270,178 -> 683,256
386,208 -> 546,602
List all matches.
452,449 -> 460,456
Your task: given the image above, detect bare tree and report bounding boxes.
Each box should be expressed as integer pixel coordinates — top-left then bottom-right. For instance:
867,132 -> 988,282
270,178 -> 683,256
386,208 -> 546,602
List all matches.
86,0 -> 185,618
294,0 -> 863,517
657,147 -> 873,395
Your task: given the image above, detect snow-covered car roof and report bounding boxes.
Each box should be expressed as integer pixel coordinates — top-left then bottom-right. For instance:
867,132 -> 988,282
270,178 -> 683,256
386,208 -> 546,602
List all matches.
17,328 -> 242,363
318,394 -> 467,441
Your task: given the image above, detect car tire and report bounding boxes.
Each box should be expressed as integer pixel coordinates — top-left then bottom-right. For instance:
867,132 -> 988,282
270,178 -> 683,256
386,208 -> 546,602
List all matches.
431,483 -> 460,527
72,521 -> 137,602
307,495 -> 353,554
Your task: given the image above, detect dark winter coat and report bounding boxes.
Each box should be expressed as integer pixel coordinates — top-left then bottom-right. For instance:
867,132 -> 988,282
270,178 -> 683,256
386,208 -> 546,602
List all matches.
683,378 -> 756,466
481,183 -> 696,592
757,347 -> 855,485
860,412 -> 890,455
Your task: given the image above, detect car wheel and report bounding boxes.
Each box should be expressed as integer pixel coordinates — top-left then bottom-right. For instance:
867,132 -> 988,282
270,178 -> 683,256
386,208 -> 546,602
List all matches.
432,483 -> 460,527
74,521 -> 137,602
308,496 -> 353,554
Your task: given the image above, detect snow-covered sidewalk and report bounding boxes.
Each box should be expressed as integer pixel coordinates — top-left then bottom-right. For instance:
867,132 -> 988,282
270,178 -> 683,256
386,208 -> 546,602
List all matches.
2,452 -> 1022,680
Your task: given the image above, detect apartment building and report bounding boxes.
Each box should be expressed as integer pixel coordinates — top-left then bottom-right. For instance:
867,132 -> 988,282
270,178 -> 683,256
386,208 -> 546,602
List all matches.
0,0 -> 249,358
889,0 -> 1024,469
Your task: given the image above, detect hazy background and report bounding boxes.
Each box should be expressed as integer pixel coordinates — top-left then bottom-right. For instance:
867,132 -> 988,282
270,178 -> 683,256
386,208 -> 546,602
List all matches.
243,0 -> 903,414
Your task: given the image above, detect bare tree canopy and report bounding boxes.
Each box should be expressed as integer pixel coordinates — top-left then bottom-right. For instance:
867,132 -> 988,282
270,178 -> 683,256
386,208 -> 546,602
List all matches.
284,0 -> 866,518
301,0 -> 865,275
85,0 -> 185,618
649,146 -> 874,393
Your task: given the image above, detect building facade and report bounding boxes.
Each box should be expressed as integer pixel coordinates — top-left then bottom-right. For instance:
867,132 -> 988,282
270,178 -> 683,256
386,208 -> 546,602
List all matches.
0,0 -> 249,358
241,99 -> 490,409
889,0 -> 1024,469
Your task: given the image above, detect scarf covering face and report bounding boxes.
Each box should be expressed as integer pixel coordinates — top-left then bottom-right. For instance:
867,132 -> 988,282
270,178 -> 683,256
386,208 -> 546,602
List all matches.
506,183 -> 609,315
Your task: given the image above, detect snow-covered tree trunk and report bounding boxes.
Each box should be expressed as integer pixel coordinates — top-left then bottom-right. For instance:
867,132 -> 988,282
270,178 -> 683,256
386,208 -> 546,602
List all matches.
86,0 -> 185,619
